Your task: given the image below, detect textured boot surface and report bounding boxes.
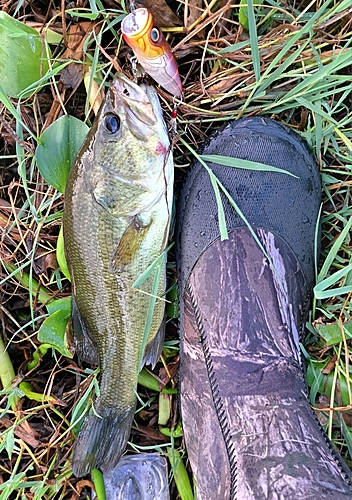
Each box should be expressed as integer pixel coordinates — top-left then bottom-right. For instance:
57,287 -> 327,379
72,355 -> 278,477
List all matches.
181,228 -> 352,499
177,117 -> 321,292
176,118 -> 352,499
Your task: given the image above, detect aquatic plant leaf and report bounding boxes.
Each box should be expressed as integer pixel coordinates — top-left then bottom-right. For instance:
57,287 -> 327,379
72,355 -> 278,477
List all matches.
0,12 -> 51,98
36,115 -> 89,193
138,369 -> 160,392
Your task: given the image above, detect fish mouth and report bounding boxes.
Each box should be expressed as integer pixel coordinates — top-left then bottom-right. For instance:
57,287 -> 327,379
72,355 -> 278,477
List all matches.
111,73 -> 160,140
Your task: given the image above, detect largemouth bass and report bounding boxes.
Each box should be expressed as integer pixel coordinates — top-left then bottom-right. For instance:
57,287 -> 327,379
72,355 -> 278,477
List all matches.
64,72 -> 173,477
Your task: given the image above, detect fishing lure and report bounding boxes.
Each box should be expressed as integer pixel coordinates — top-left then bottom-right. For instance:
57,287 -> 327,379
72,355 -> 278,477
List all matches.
121,8 -> 182,97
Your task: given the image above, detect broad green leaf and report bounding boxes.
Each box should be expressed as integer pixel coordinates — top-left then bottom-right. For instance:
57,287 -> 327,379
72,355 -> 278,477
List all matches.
160,420 -> 182,437
0,333 -> 19,411
239,0 -> 263,30
0,12 -> 51,98
56,226 -> 71,281
46,296 -> 72,316
37,309 -> 74,358
239,0 -> 250,30
19,60 -> 71,99
36,115 -> 89,193
158,393 -> 171,425
315,321 -> 352,346
166,282 -> 179,319
44,29 -> 63,45
138,369 -> 160,392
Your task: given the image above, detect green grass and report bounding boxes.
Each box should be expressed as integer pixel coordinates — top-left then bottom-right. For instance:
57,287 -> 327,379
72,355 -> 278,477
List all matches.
0,0 -> 352,497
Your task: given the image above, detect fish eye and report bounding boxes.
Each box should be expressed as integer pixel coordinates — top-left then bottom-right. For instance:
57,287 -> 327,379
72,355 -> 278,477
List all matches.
150,27 -> 160,43
104,114 -> 120,134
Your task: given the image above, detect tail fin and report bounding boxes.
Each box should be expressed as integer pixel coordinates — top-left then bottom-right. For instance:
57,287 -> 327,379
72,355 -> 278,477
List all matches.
72,402 -> 135,477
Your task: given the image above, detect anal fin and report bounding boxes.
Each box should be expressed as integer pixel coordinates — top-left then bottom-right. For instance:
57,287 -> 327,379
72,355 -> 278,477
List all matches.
141,319 -> 165,369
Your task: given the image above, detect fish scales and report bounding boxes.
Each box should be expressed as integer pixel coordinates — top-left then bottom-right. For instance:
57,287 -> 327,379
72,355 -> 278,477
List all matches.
64,73 -> 173,476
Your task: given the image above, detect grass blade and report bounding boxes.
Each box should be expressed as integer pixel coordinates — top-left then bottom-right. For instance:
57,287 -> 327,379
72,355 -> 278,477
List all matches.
200,155 -> 298,177
314,263 -> 352,299
317,217 -> 352,282
247,0 -> 261,82
138,256 -> 165,371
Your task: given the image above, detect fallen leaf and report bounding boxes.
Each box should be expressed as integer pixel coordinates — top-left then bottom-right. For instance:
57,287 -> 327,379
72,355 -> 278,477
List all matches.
0,417 -> 40,448
131,424 -> 169,443
186,0 -> 203,28
32,247 -> 58,275
60,21 -> 96,90
158,355 -> 179,390
322,354 -> 336,374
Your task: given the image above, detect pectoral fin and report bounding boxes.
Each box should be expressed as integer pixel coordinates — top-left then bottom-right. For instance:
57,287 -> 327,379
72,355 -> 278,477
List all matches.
72,297 -> 100,365
109,215 -> 152,273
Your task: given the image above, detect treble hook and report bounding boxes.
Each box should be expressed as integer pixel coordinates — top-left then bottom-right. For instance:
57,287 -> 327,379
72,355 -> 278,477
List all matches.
169,93 -> 183,137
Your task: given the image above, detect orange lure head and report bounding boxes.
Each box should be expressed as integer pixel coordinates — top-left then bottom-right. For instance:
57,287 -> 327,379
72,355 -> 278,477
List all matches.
121,8 -> 182,96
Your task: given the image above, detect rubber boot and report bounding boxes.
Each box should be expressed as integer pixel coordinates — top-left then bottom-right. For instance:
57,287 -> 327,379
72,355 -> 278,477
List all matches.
176,117 -> 352,499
